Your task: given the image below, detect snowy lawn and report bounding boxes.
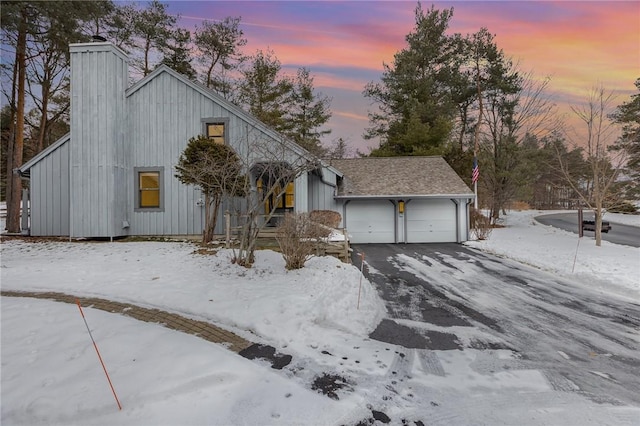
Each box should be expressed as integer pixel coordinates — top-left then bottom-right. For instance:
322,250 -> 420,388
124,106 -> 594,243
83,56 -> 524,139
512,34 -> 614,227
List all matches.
465,210 -> 639,301
1,209 -> 639,425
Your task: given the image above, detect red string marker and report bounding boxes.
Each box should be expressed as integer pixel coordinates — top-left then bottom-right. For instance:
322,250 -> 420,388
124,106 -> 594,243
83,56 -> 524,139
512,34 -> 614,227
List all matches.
76,299 -> 122,411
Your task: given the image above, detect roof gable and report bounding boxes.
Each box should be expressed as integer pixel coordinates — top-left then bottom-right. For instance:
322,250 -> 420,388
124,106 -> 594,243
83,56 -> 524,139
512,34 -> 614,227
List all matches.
330,156 -> 473,197
17,133 -> 70,176
126,65 -> 311,158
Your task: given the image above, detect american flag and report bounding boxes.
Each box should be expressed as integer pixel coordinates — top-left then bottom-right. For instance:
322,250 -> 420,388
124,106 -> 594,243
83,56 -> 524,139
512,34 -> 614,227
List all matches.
472,157 -> 479,183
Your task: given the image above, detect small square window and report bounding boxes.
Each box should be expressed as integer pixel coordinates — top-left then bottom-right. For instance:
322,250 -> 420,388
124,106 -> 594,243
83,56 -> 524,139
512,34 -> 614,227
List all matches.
135,167 -> 164,211
207,123 -> 225,145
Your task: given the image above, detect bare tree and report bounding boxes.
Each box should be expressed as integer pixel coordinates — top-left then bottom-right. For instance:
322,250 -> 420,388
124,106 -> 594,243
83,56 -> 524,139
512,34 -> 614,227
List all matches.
2,2 -> 32,232
480,69 -> 561,221
557,85 -> 623,246
229,125 -> 318,267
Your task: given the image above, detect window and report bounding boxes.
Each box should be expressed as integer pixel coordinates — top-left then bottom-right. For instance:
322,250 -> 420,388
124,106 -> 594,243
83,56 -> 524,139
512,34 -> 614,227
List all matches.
135,167 -> 164,211
258,179 -> 295,213
202,117 -> 229,145
206,123 -> 225,144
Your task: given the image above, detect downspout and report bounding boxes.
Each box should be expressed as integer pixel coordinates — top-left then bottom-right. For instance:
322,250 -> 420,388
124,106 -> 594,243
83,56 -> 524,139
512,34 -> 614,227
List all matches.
318,170 -> 338,190
450,199 -> 460,243
404,199 -> 412,244
21,188 -> 29,235
15,168 -> 30,235
388,199 -> 398,243
342,199 -> 350,231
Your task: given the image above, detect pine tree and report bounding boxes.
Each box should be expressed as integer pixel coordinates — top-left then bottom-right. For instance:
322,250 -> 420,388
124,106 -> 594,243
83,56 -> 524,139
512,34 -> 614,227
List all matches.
194,17 -> 246,98
159,28 -> 196,79
131,0 -> 177,76
611,78 -> 640,199
364,4 -> 458,156
238,49 -> 293,132
285,67 -> 331,156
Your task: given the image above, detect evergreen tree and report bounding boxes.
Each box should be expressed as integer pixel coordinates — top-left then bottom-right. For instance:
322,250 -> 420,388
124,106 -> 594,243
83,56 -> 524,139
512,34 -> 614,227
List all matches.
194,17 -> 246,98
285,67 -> 331,156
611,78 -> 640,198
175,136 -> 247,243
238,49 -> 293,132
364,4 -> 458,156
328,137 -> 351,159
131,0 -> 177,76
159,28 -> 196,80
99,3 -> 138,51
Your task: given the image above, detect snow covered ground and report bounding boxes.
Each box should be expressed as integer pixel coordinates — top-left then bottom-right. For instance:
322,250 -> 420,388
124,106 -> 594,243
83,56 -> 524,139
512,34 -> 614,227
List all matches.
465,210 -> 639,301
1,209 -> 639,425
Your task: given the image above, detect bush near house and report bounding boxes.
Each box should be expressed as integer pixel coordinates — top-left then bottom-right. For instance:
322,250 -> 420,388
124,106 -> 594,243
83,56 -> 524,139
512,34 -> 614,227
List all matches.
276,213 -> 332,270
309,210 -> 342,228
470,208 -> 493,240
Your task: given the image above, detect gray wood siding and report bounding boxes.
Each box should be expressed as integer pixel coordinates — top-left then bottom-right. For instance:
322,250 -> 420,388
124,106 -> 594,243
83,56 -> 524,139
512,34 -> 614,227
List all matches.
308,168 -> 341,219
29,140 -> 70,236
126,70 -> 320,235
22,44 -> 338,238
127,71 -> 226,235
69,44 -> 128,238
295,173 -> 308,213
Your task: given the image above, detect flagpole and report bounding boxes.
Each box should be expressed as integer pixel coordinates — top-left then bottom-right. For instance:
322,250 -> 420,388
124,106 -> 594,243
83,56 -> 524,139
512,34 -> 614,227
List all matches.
474,180 -> 478,209
472,50 -> 483,212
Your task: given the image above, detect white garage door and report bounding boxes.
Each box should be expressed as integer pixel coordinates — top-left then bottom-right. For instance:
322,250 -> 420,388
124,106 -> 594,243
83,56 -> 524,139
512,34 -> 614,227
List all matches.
406,199 -> 457,243
346,200 -> 395,243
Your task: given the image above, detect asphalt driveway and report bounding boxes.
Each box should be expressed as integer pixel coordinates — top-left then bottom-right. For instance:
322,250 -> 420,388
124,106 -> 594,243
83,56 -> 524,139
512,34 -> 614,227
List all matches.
351,243 -> 640,406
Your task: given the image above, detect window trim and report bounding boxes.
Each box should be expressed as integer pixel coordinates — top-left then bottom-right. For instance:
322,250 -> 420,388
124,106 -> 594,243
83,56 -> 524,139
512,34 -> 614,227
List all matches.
201,117 -> 230,145
134,166 -> 164,212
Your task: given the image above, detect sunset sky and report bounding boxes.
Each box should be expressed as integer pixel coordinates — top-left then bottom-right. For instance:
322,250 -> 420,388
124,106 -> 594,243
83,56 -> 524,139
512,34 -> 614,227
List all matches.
166,1 -> 640,154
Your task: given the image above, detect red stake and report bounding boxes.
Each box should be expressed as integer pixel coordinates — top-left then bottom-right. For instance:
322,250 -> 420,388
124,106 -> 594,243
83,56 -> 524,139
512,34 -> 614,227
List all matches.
76,299 -> 122,411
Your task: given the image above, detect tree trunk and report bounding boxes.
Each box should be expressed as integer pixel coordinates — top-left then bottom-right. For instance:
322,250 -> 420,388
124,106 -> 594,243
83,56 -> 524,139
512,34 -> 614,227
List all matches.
202,194 -> 222,244
36,76 -> 50,153
4,59 -> 18,230
594,206 -> 602,247
7,11 -> 28,233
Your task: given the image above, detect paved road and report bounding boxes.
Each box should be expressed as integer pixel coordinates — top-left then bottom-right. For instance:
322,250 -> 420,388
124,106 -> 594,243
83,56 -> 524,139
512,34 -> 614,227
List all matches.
352,243 -> 640,407
535,212 -> 640,247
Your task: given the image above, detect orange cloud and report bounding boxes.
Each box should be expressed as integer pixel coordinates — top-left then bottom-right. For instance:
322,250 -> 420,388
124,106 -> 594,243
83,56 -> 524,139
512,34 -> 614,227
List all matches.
173,1 -> 638,152
492,2 -> 638,94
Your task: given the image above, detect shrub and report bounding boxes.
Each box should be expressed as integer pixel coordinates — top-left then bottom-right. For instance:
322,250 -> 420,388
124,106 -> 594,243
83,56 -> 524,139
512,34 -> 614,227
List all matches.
508,201 -> 531,211
309,210 -> 342,228
276,213 -> 331,270
606,202 -> 638,214
470,208 -> 493,240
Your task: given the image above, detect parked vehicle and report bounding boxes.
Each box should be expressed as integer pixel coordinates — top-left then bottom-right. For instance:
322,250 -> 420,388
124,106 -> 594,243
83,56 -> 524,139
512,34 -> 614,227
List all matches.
582,220 -> 611,233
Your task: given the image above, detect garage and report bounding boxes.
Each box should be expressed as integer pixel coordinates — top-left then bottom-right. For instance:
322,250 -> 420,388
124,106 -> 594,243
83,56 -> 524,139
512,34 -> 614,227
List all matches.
331,157 -> 474,244
405,199 -> 457,243
345,200 -> 395,243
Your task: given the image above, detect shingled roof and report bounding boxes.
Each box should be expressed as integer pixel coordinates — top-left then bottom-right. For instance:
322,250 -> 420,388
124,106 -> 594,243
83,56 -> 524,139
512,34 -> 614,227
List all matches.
330,156 -> 473,198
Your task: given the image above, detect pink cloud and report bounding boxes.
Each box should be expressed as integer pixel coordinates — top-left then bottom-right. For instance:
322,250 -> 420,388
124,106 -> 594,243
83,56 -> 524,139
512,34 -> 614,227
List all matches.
170,1 -> 638,152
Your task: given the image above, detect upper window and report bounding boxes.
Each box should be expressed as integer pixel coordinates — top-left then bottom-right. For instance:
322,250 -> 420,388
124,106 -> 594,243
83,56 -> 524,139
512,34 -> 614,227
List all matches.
202,117 -> 229,145
206,123 -> 225,145
135,167 -> 164,211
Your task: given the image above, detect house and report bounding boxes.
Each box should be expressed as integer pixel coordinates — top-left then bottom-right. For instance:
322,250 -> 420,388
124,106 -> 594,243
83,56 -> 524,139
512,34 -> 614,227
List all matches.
17,41 -> 474,243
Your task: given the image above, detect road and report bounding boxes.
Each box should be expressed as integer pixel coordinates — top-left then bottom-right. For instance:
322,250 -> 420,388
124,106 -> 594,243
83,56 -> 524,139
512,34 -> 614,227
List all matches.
352,243 -> 640,408
535,212 -> 640,247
